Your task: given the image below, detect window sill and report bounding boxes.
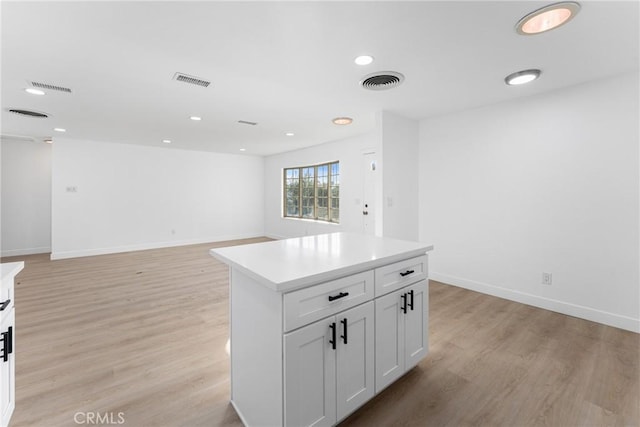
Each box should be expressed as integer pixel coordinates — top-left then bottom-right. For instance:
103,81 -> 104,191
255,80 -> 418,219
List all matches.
282,217 -> 340,226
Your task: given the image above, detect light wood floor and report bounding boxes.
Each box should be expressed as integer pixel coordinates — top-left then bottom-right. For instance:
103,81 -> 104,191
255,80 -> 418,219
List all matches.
3,240 -> 638,427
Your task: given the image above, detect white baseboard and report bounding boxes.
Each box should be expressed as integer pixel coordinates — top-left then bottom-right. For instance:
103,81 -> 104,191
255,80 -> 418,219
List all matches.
264,233 -> 287,240
50,233 -> 264,260
430,272 -> 640,334
1,246 -> 51,257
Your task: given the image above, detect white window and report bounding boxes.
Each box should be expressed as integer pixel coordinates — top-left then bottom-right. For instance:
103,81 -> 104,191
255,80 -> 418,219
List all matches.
283,161 -> 339,223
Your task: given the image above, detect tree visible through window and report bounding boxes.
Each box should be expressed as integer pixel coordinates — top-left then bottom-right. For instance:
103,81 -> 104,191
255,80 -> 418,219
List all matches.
284,161 -> 339,223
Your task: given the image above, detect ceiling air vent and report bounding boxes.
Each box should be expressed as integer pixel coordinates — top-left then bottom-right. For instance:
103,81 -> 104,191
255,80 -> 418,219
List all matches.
0,134 -> 36,143
360,71 -> 405,91
173,72 -> 211,88
9,109 -> 49,118
30,81 -> 72,93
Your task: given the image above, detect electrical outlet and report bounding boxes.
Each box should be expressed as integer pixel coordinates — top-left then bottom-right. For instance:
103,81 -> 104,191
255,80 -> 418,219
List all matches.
542,272 -> 552,285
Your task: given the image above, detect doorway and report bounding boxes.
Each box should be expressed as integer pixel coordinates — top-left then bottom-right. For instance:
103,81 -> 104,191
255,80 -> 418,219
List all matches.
362,152 -> 376,235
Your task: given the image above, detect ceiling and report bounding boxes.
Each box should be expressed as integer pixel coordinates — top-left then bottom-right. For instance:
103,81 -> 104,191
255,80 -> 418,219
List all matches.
1,1 -> 638,156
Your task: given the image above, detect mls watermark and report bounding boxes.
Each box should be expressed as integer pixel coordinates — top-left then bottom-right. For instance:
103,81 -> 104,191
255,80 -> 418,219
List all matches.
74,412 -> 125,425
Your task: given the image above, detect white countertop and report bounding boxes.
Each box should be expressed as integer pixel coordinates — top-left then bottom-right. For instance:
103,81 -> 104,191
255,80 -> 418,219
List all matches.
1,262 -> 24,288
210,232 -> 433,292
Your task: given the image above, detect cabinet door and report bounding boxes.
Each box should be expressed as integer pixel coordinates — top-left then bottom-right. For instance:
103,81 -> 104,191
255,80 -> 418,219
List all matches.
404,280 -> 429,370
284,316 -> 336,427
374,290 -> 404,393
336,301 -> 374,422
0,308 -> 15,427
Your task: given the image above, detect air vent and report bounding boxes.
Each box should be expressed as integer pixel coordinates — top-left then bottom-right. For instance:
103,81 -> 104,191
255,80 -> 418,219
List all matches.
0,134 -> 36,143
30,81 -> 72,93
9,109 -> 49,118
238,120 -> 258,126
360,71 -> 405,91
173,72 -> 211,88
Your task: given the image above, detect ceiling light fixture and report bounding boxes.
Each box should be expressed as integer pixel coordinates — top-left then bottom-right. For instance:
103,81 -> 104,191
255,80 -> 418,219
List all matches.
190,116 -> 202,121
25,88 -> 45,96
354,55 -> 374,66
332,117 -> 353,125
162,139 -> 171,144
44,138 -> 53,144
516,2 -> 581,35
285,132 -> 295,137
53,128 -> 66,132
239,148 -> 246,152
505,69 -> 541,85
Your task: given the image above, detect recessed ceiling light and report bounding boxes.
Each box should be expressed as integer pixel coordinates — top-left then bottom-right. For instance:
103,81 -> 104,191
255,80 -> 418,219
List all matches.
354,55 -> 374,66
332,117 -> 353,125
44,138 -> 53,144
516,2 -> 580,35
505,69 -> 541,85
53,128 -> 66,132
239,148 -> 246,152
285,132 -> 295,137
162,139 -> 171,144
25,88 -> 45,96
190,116 -> 202,121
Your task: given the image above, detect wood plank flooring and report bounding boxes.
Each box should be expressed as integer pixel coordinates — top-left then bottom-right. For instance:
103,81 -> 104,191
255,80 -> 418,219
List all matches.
3,240 -> 638,427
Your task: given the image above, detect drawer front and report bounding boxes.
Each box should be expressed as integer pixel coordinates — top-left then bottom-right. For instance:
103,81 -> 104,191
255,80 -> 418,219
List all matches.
374,255 -> 428,297
284,270 -> 374,332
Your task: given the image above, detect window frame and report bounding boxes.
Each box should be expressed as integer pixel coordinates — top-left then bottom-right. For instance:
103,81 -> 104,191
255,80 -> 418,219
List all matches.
283,161 -> 340,223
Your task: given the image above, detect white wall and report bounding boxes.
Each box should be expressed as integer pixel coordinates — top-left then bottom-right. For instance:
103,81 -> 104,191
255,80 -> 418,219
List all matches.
419,72 -> 640,332
379,111 -> 420,241
51,138 -> 264,259
264,133 -> 376,239
0,138 -> 52,257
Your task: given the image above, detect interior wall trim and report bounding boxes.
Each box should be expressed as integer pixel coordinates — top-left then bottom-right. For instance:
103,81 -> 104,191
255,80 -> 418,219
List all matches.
50,233 -> 264,260
0,246 -> 51,258
430,272 -> 640,334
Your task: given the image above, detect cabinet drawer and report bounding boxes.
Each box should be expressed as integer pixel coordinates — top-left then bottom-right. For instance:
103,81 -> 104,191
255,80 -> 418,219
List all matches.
374,255 -> 427,297
284,270 -> 374,332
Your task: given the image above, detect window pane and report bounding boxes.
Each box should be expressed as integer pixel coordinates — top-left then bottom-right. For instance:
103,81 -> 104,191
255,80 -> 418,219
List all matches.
301,167 -> 315,218
284,168 -> 300,217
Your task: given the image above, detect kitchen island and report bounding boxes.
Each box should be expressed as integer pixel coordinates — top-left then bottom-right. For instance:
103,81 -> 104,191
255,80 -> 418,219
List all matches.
210,232 -> 433,427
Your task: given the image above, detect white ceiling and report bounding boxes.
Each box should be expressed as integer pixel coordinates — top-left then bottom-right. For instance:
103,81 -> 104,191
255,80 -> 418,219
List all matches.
1,1 -> 638,156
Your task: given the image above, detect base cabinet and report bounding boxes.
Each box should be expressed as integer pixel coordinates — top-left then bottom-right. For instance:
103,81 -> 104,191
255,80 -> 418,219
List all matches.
284,302 -> 375,426
0,262 -> 20,427
375,280 -> 428,393
0,308 -> 15,427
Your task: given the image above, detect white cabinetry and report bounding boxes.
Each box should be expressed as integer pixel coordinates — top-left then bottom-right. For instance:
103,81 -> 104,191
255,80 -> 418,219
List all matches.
0,308 -> 14,427
375,280 -> 428,393
284,302 -> 374,426
210,232 -> 433,427
1,262 -> 22,427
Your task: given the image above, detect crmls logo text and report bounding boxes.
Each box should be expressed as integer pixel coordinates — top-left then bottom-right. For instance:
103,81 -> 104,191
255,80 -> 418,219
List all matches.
74,412 -> 125,425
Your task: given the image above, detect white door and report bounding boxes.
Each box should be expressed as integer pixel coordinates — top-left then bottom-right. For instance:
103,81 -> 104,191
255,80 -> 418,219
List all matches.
374,289 -> 405,393
403,281 -> 429,370
336,302 -> 375,422
362,152 -> 377,235
0,308 -> 15,427
284,316 -> 336,427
